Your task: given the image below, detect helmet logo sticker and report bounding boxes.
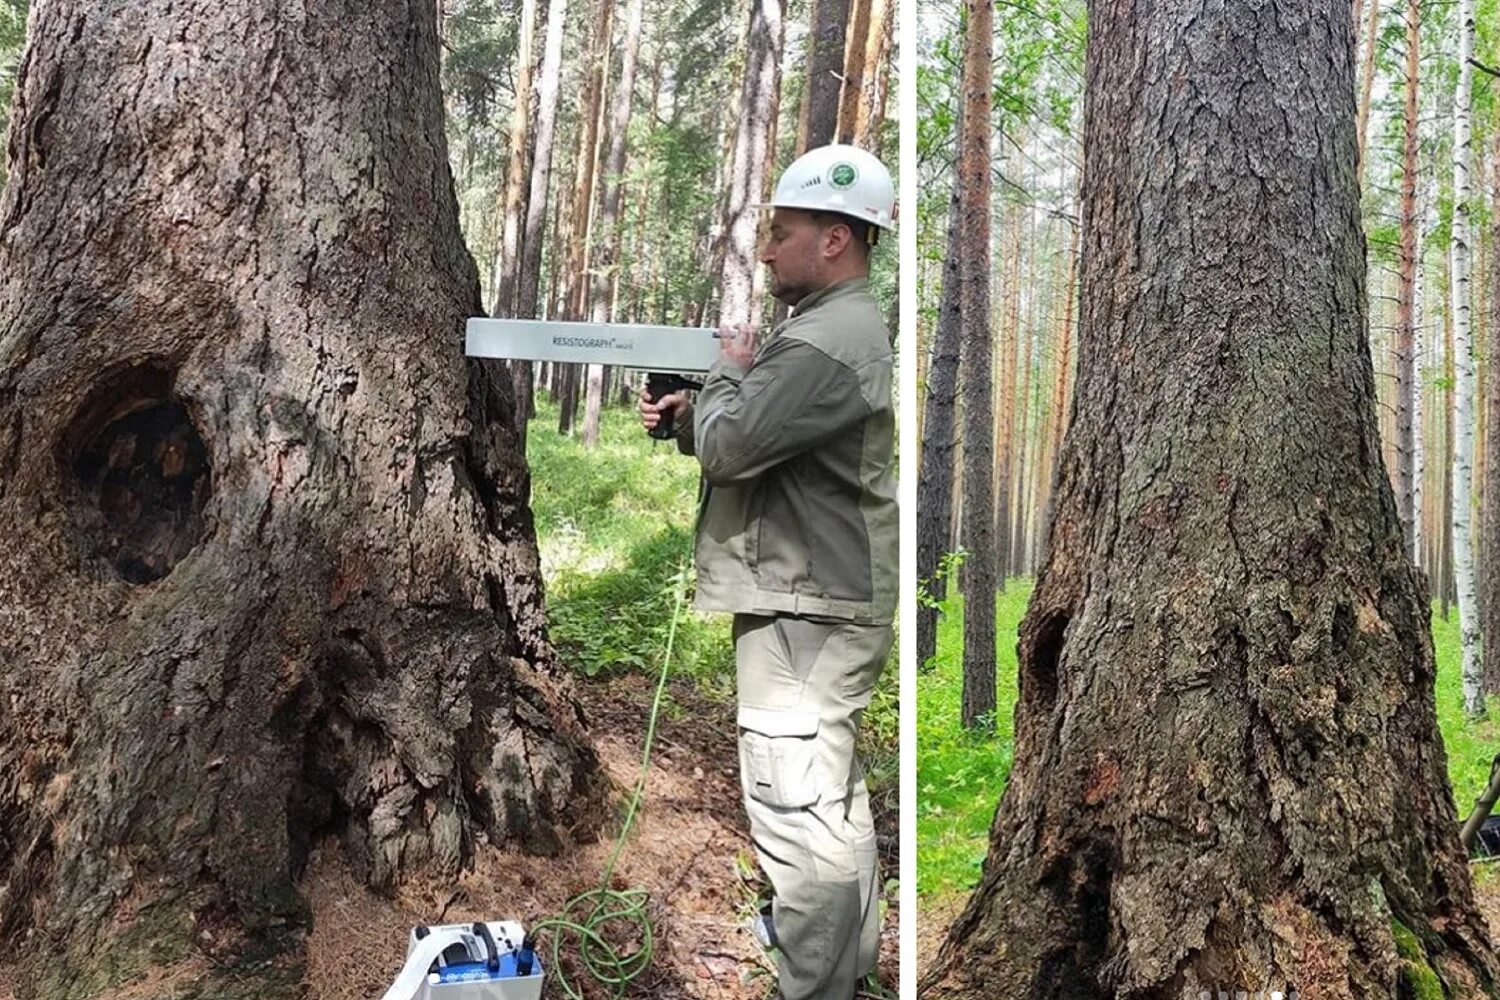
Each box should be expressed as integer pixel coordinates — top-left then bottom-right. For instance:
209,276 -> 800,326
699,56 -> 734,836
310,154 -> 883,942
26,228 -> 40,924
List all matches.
829,162 -> 858,189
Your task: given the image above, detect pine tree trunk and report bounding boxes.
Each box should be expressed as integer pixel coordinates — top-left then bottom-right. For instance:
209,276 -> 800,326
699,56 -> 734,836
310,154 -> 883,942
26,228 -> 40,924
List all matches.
719,0 -> 784,327
557,0 -> 613,437
1041,217 -> 1080,545
1453,0 -> 1482,715
916,182 -> 965,670
0,1 -> 604,993
993,205 -> 1020,588
1395,0 -> 1420,559
796,0 -> 848,151
582,0 -> 646,448
838,0 -> 889,150
957,0 -> 993,730
1484,126 -> 1500,694
493,0 -> 537,317
1356,0 -> 1381,179
922,3 -> 1499,995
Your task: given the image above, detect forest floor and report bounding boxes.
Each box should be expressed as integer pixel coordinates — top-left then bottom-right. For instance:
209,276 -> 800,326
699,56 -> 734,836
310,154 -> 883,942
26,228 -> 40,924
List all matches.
914,577 -> 1500,976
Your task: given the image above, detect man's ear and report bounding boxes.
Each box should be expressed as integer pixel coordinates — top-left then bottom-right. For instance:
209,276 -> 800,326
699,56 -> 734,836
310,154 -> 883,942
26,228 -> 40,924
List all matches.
823,221 -> 853,260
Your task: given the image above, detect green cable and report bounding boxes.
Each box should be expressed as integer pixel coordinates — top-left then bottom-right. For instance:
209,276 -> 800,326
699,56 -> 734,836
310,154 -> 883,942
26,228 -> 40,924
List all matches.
528,560 -> 688,999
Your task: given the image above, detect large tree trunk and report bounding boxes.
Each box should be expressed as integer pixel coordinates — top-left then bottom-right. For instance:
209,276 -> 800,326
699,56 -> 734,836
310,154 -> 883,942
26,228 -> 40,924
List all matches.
922,3 -> 1499,996
916,180 -> 965,670
0,1 -> 605,994
837,0 -> 889,150
581,0 -> 646,448
956,0 -> 993,730
718,0 -> 783,327
1453,0 -> 1481,715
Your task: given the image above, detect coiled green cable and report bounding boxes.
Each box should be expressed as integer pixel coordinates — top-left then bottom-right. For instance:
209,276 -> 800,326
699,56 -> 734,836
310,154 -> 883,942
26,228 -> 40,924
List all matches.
528,561 -> 688,999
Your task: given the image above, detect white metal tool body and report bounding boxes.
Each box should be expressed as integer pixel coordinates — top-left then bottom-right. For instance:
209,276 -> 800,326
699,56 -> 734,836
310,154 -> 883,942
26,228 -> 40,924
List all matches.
465,318 -> 720,374
379,921 -> 542,1000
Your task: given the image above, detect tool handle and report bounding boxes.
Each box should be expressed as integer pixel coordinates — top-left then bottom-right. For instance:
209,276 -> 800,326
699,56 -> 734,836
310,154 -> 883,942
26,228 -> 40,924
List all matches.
645,372 -> 703,440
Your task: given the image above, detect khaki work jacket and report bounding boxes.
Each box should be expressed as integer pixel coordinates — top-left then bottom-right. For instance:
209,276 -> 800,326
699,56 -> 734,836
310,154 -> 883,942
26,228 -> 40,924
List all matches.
675,276 -> 897,624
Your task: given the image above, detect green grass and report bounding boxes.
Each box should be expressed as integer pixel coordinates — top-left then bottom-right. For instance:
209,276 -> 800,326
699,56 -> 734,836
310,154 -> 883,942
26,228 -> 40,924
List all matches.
528,398 -> 733,691
527,398 -> 899,800
916,580 -> 1500,898
915,581 -> 1030,895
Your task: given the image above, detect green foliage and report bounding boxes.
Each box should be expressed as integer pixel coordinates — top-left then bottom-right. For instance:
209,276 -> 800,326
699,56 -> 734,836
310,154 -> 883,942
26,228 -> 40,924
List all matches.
529,395 -> 900,811
529,398 -> 733,687
0,0 -> 27,190
914,582 -> 1029,895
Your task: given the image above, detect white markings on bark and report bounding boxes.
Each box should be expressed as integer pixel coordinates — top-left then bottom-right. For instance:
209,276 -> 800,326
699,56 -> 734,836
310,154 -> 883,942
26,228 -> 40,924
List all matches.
1453,0 -> 1483,714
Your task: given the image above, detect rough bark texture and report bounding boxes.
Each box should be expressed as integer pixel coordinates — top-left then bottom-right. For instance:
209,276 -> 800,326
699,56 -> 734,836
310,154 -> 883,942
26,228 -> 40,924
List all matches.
917,182 -> 964,670
718,0 -> 783,327
0,2 -> 604,994
796,0 -> 847,151
581,0 -> 645,448
922,3 -> 1499,997
837,0 -> 888,150
956,0 -> 993,730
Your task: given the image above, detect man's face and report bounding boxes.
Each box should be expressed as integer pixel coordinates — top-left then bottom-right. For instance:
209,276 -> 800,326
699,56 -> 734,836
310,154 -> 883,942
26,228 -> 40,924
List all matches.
760,209 -> 832,306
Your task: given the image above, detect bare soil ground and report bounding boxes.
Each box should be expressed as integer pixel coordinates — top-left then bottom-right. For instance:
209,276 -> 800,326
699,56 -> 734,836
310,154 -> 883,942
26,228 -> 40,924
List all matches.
0,673 -> 898,999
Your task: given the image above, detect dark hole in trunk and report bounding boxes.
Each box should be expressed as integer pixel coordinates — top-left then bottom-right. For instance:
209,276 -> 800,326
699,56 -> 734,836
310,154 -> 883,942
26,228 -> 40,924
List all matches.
64,367 -> 211,584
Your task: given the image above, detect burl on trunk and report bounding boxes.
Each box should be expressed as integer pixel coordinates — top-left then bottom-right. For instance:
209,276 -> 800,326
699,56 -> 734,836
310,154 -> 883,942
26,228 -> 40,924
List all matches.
0,1 -> 605,994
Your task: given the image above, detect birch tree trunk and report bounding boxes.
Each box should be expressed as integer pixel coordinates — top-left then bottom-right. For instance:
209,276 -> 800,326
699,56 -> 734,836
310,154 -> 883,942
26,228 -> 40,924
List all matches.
921,2 -> 1499,994
0,1 -> 603,993
957,0 -> 994,730
1485,125 -> 1500,694
581,0 -> 646,448
1452,0 -> 1482,716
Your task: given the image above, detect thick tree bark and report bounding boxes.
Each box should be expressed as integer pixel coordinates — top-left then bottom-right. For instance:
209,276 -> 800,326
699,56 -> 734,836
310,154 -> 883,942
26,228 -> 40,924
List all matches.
957,0 -> 993,730
1453,0 -> 1481,715
923,3 -> 1499,996
0,1 -> 604,994
718,0 -> 783,327
582,0 -> 646,448
796,0 -> 848,152
917,180 -> 965,670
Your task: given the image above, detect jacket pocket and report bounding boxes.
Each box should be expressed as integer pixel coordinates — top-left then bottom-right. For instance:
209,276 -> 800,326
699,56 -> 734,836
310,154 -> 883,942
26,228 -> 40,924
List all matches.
737,706 -> 821,809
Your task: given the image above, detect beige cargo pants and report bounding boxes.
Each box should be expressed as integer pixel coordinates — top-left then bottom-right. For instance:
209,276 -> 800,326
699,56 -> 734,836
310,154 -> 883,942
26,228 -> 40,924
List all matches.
732,613 -> 892,1000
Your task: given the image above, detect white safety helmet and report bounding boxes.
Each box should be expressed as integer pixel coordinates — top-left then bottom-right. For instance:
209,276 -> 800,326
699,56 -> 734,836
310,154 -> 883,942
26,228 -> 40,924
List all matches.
754,143 -> 896,232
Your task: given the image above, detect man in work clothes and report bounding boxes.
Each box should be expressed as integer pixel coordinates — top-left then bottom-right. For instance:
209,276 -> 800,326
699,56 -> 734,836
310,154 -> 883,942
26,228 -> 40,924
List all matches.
638,143 -> 897,1000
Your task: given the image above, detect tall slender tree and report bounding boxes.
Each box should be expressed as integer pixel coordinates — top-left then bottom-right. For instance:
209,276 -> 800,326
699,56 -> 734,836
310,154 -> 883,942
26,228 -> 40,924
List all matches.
1395,0 -> 1420,556
1452,0 -> 1482,715
797,0 -> 849,150
922,2 -> 1500,993
581,0 -> 647,447
957,0 -> 994,730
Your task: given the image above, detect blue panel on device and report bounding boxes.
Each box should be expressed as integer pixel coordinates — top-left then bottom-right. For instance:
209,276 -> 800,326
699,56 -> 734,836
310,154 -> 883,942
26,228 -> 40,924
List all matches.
433,954 -> 544,983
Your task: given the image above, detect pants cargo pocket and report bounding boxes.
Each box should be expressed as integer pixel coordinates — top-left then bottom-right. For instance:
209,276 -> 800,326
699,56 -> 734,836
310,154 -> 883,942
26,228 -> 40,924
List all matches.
738,706 -> 822,809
